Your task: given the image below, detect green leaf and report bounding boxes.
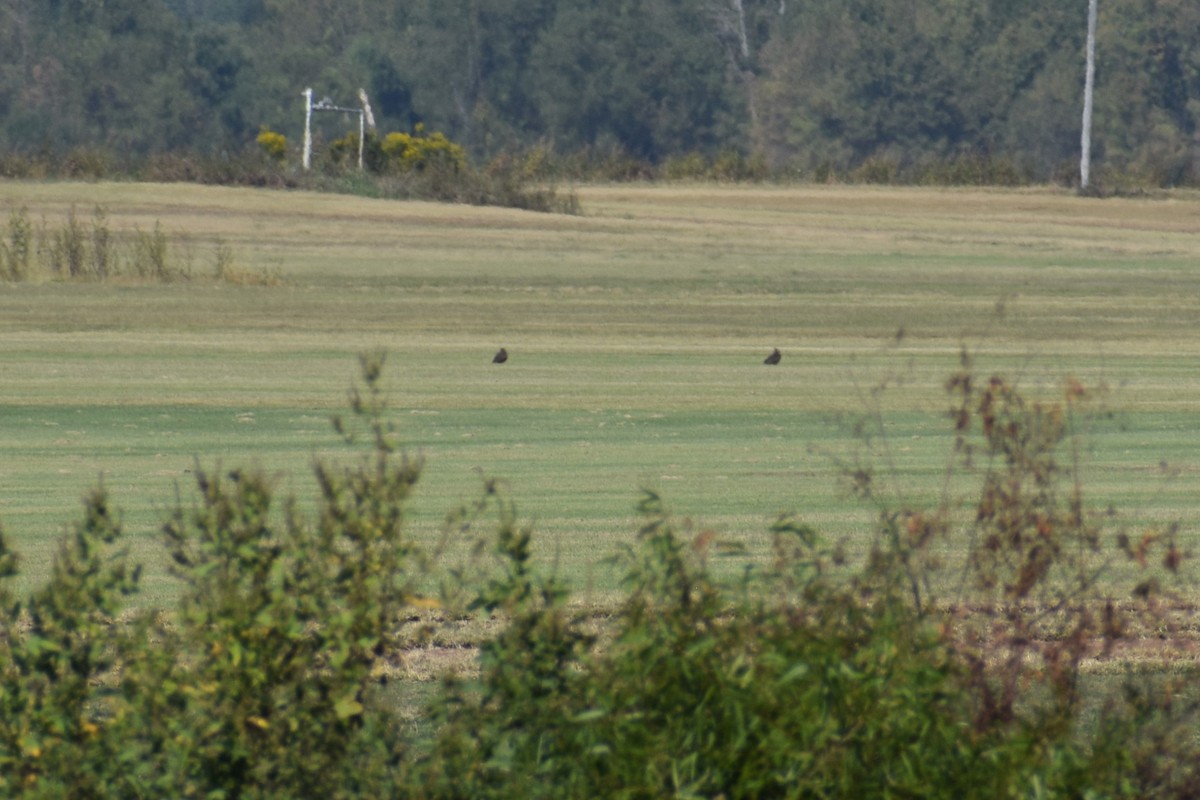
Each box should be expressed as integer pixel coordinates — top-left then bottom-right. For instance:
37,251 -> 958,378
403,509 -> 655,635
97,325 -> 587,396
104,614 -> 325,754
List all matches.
572,708 -> 607,723
779,663 -> 810,684
334,694 -> 363,720
24,634 -> 62,658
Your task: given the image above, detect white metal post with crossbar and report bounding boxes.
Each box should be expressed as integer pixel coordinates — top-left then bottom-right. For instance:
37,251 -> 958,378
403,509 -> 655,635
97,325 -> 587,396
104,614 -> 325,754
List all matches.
301,88 -> 369,171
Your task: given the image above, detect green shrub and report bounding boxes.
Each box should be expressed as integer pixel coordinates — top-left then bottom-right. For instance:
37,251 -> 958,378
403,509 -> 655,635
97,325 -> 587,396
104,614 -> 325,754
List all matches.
0,488 -> 151,796
89,205 -> 111,279
379,125 -> 467,175
413,494 -> 995,798
0,354 -> 426,796
129,221 -> 174,281
46,206 -> 88,278
309,129 -> 578,213
59,147 -> 113,180
661,151 -> 710,180
256,127 -> 287,162
0,207 -> 32,280
852,155 -> 899,184
137,150 -> 296,188
125,352 -> 425,796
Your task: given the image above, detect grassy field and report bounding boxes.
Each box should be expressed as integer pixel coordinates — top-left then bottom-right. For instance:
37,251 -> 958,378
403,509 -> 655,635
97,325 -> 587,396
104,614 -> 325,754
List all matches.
2,181 -> 1200,606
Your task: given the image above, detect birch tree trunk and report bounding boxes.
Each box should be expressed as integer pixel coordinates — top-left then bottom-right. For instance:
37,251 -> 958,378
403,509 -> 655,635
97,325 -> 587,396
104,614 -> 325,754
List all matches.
731,0 -> 750,60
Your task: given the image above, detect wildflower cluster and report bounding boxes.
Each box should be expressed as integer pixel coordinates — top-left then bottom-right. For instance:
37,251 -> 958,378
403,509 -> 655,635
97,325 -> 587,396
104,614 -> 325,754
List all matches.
255,127 -> 287,162
379,124 -> 467,173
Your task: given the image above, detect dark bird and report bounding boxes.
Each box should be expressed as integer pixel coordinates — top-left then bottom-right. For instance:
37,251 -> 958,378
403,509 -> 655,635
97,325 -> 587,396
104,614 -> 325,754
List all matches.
763,348 -> 782,365
492,347 -> 508,364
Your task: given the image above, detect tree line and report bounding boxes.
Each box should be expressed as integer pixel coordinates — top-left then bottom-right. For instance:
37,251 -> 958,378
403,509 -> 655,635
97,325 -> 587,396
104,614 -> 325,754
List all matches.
1,0 -> 1198,185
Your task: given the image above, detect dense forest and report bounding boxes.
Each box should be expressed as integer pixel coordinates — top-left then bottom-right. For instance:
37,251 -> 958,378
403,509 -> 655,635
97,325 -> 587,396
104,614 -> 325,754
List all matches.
1,0 -> 1198,184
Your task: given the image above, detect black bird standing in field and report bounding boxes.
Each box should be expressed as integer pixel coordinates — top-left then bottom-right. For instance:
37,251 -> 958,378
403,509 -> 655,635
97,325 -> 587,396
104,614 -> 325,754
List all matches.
492,347 -> 508,364
764,347 -> 781,365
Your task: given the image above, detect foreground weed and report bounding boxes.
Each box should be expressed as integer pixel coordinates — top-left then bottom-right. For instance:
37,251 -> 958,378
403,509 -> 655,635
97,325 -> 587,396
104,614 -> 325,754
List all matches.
0,355 -> 425,796
841,346 -> 1200,794
0,490 -> 140,795
407,351 -> 1200,799
0,205 -> 233,284
413,492 -> 1002,798
90,205 -> 111,279
0,206 -> 33,280
213,239 -> 282,286
130,222 -> 171,281
47,206 -> 87,278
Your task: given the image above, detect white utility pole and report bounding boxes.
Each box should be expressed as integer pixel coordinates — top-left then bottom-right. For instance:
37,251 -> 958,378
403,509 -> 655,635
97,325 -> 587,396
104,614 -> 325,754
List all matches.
302,87 -> 314,170
1080,0 -> 1098,190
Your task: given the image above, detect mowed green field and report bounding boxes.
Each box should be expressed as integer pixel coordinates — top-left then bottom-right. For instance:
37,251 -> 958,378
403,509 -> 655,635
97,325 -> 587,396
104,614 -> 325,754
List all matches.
2,181 -> 1200,604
